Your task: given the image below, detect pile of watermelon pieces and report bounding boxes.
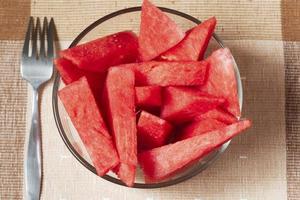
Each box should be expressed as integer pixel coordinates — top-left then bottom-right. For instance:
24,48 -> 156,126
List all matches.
57,0 -> 251,187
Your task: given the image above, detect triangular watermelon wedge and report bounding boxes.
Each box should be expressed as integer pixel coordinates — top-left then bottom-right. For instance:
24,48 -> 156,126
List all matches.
200,48 -> 240,117
161,87 -> 225,123
103,67 -> 137,186
54,58 -> 85,84
58,77 -> 119,176
176,118 -> 226,141
135,86 -> 162,110
160,17 -> 216,61
115,163 -> 136,187
138,119 -> 251,181
139,0 -> 185,61
137,111 -> 173,150
55,57 -> 107,108
60,31 -> 139,72
195,108 -> 237,125
123,61 -> 208,86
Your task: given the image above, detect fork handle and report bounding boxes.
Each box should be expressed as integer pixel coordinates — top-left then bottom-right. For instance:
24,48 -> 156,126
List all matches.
24,89 -> 42,200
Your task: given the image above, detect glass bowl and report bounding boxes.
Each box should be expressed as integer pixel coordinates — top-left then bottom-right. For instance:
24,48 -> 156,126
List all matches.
52,6 -> 243,188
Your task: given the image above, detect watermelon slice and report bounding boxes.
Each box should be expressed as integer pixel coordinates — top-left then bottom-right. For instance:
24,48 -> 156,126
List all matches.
103,67 -> 137,186
160,17 -> 217,61
125,61 -> 208,86
55,58 -> 107,108
60,31 -> 139,72
137,111 -> 173,150
58,77 -> 119,176
200,48 -> 240,117
54,58 -> 85,84
195,108 -> 237,125
115,163 -> 136,187
161,87 -> 225,123
176,118 -> 226,141
135,86 -> 162,110
138,119 -> 251,181
139,0 -> 184,61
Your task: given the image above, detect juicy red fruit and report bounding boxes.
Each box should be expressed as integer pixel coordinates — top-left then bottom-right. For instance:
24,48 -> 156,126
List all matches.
103,67 -> 137,187
195,108 -> 237,125
125,61 -> 208,86
200,48 -> 240,117
139,0 -> 184,61
54,58 -> 85,84
60,31 -> 139,72
176,118 -> 226,141
137,111 -> 173,150
160,17 -> 217,61
138,120 -> 251,181
54,0 -> 250,185
135,86 -> 162,110
161,87 -> 225,123
54,57 -> 107,108
58,77 -> 119,176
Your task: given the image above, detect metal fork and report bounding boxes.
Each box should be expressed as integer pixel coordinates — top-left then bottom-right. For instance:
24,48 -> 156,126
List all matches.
21,17 -> 54,200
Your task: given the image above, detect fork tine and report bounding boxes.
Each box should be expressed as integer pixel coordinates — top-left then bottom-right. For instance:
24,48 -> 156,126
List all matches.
40,17 -> 47,58
32,17 -> 40,58
22,17 -> 34,56
47,18 -> 55,59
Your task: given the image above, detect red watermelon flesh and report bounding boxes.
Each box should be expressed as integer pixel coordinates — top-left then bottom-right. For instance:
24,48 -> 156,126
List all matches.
55,58 -> 107,108
195,108 -> 237,125
124,61 -> 208,86
115,163 -> 136,187
84,72 -> 107,107
135,86 -> 162,110
54,58 -> 85,84
176,118 -> 226,141
138,119 -> 251,181
139,0 -> 185,61
137,111 -> 173,150
161,87 -> 225,123
200,48 -> 240,117
58,77 -> 119,176
103,67 -> 137,186
160,17 -> 217,61
60,31 -> 139,72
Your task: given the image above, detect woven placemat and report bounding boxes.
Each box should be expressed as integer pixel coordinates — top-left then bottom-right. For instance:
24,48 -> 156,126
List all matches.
0,0 -> 299,199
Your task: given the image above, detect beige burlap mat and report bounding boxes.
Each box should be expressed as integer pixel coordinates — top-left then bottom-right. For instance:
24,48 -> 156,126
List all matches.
1,0 -> 299,199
